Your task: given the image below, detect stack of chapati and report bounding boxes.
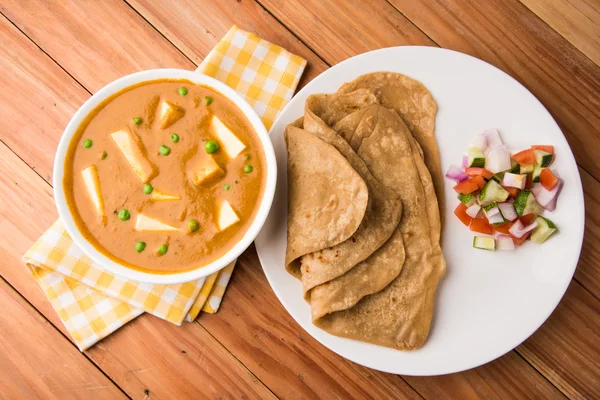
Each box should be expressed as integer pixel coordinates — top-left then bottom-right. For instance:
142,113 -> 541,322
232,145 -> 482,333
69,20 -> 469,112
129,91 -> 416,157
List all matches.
285,72 -> 446,350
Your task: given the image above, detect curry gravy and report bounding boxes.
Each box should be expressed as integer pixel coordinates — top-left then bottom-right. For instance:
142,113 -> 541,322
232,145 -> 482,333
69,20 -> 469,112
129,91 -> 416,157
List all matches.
64,79 -> 266,273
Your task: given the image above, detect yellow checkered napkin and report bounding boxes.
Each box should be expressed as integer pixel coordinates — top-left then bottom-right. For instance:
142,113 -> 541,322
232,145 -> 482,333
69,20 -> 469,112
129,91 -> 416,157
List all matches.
23,25 -> 306,351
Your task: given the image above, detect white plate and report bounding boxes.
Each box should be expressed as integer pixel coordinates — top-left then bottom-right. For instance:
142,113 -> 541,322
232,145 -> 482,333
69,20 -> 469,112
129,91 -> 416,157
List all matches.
255,47 -> 585,375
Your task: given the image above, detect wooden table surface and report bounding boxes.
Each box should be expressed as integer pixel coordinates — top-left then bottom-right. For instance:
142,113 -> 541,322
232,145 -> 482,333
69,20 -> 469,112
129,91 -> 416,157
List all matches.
1,1 -> 599,399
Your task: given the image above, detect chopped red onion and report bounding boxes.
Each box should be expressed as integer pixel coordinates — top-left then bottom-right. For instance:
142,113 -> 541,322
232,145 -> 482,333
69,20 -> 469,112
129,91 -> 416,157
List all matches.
445,164 -> 468,182
496,235 -> 515,250
466,204 -> 481,218
498,202 -> 518,221
509,219 -> 538,238
485,145 -> 512,173
482,128 -> 503,147
462,155 -> 468,169
532,180 -> 563,211
470,134 -> 488,152
503,172 -> 526,189
487,212 -> 505,225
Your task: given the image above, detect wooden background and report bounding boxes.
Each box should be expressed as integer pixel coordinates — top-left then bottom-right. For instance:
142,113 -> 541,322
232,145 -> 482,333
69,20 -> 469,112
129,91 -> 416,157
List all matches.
1,0 -> 599,399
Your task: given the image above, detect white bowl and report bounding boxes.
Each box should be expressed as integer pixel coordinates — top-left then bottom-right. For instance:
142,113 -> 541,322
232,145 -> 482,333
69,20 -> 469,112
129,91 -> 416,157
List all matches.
54,69 -> 277,284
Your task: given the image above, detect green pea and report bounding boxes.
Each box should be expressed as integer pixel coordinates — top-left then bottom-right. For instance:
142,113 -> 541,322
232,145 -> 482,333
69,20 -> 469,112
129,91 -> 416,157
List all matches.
133,117 -> 143,125
118,209 -> 130,221
187,219 -> 199,233
204,140 -> 219,154
224,184 -> 231,191
157,244 -> 168,256
244,165 -> 253,174
83,139 -> 93,148
178,87 -> 188,96
159,145 -> 171,156
143,183 -> 153,195
204,96 -> 213,105
135,241 -> 146,253
101,151 -> 108,160
171,133 -> 180,143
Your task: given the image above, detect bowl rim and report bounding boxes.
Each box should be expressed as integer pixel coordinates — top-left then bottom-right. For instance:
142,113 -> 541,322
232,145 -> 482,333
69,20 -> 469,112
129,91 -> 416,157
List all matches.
53,69 -> 277,284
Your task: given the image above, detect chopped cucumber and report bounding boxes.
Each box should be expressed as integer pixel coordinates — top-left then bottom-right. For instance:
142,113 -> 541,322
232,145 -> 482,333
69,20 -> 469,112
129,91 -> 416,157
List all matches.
513,189 -> 543,216
530,216 -> 558,243
468,147 -> 486,168
509,160 -> 520,174
482,203 -> 505,225
492,171 -> 505,183
479,179 -> 509,205
482,203 -> 497,212
458,193 -> 476,207
532,163 -> 545,183
473,236 -> 496,251
520,163 -> 534,174
534,150 -> 553,168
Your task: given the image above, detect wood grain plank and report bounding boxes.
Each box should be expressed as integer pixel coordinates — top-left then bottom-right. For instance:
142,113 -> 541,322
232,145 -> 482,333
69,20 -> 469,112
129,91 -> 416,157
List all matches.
199,248 -> 423,400
517,281 -> 600,400
519,0 -> 600,66
87,315 -> 277,400
0,15 -> 89,184
0,277 -> 125,400
0,0 -> 194,93
385,0 -> 600,184
577,167 -> 600,299
127,0 -> 328,87
257,0 -> 435,62
0,142 -> 276,400
404,351 -> 565,400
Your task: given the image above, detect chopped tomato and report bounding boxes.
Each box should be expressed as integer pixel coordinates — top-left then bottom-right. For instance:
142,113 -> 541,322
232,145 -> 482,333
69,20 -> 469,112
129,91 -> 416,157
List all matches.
503,186 -> 521,199
531,145 -> 554,154
471,175 -> 487,190
512,149 -> 535,165
470,218 -> 494,235
454,203 -> 473,227
465,168 -> 494,180
519,214 -> 536,225
511,231 -> 531,246
525,173 -> 533,189
453,179 -> 479,194
494,221 -> 514,234
540,168 -> 559,190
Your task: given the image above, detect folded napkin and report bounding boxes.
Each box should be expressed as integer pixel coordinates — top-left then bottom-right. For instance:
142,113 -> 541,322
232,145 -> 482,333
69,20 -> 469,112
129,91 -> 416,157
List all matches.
23,25 -> 306,351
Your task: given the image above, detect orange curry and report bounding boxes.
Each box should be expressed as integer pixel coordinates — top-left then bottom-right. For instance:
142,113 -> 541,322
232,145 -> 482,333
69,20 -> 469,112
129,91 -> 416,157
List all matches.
64,79 -> 265,273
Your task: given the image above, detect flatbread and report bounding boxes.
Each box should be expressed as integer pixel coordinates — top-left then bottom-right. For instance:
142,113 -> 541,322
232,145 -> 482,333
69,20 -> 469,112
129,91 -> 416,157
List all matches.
302,92 -> 406,320
338,72 -> 444,227
298,100 -> 403,297
285,126 -> 369,275
316,104 -> 446,350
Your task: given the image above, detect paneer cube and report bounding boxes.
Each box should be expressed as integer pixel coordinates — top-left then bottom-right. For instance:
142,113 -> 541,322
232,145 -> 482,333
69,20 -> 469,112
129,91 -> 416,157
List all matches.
157,100 -> 185,129
110,128 -> 157,183
151,189 -> 181,201
81,165 -> 106,224
135,214 -> 179,232
188,155 -> 224,187
217,200 -> 240,231
211,115 -> 246,159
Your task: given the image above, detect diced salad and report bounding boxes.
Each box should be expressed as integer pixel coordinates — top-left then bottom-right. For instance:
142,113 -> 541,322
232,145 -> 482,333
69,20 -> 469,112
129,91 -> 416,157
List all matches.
447,129 -> 561,251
